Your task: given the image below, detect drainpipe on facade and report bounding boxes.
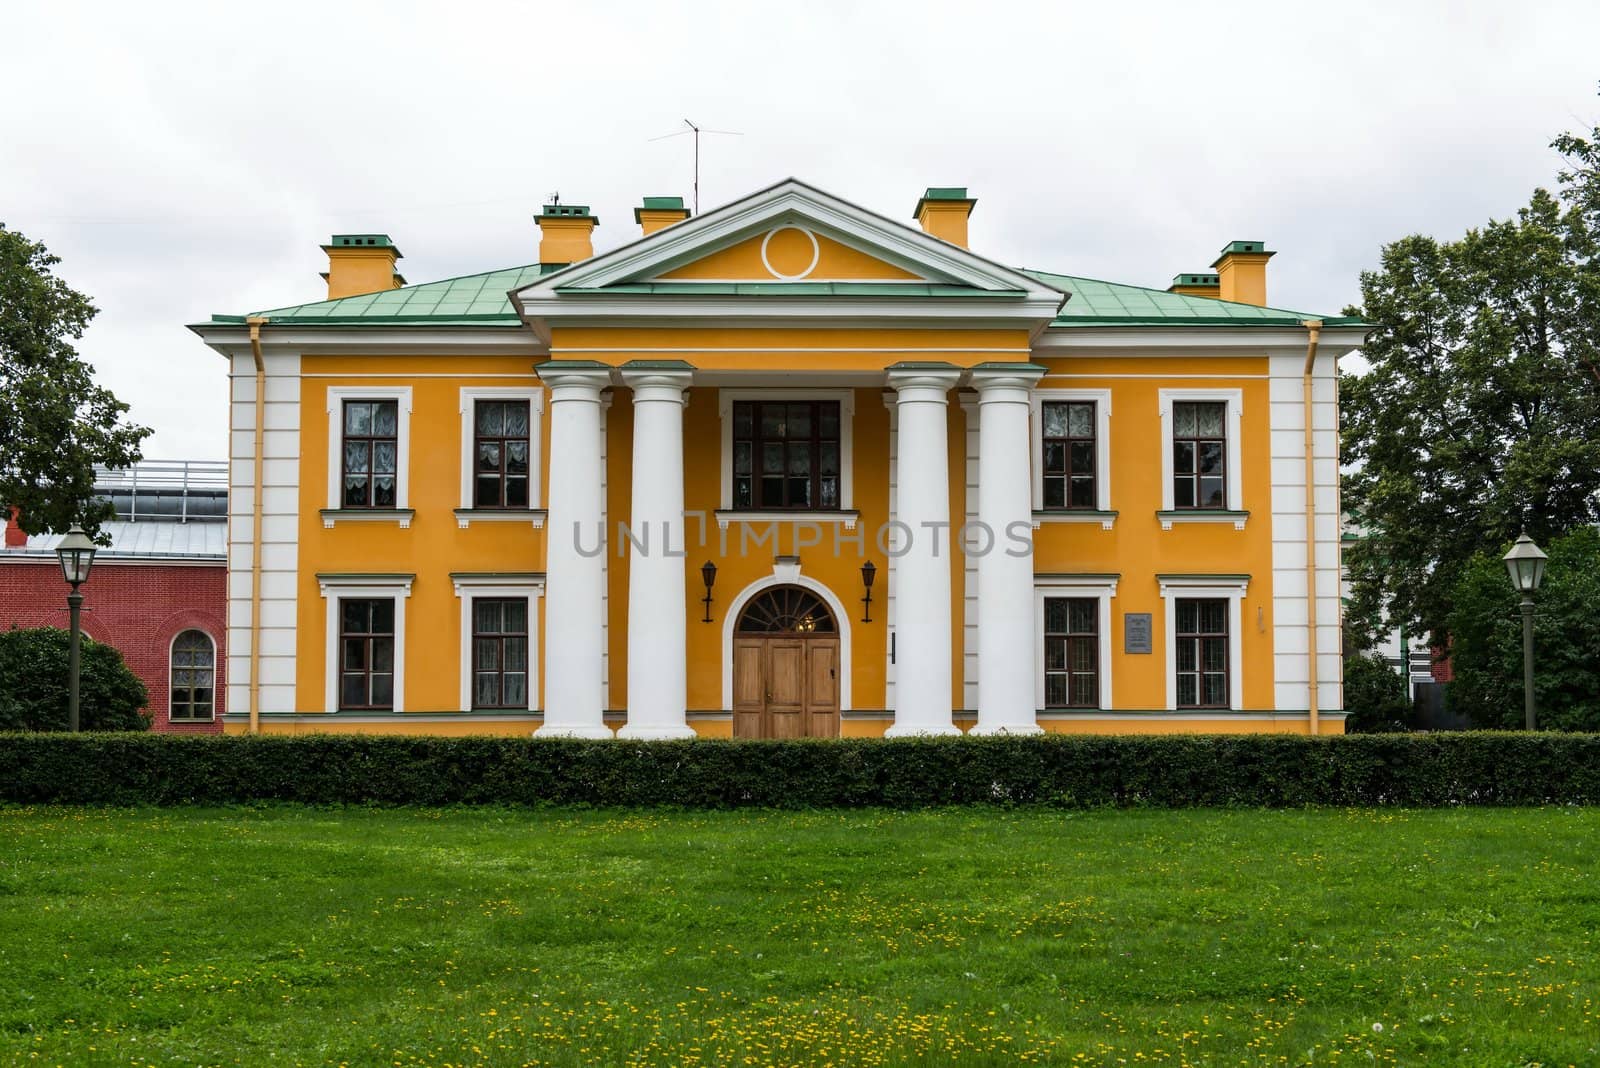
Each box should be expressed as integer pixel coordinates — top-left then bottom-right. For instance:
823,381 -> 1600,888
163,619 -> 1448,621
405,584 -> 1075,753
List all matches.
1301,320 -> 1324,735
246,316 -> 269,735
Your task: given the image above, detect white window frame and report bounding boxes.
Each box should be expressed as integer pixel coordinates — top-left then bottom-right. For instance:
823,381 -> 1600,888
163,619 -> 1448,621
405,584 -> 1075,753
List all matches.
325,386 -> 414,524
457,387 -> 545,526
1157,388 -> 1244,527
1031,388 -> 1113,515
1034,575 -> 1117,711
718,388 -> 856,513
451,574 -> 545,712
1158,574 -> 1248,712
318,574 -> 414,713
167,628 -> 217,723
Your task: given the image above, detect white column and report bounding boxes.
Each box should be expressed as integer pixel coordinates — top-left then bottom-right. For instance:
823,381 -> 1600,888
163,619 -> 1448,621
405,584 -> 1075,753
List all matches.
970,364 -> 1047,735
884,363 -> 962,737
618,363 -> 696,739
535,362 -> 614,738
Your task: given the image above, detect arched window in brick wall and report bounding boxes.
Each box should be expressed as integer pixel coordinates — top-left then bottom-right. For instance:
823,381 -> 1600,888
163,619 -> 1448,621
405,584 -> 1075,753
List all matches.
170,630 -> 216,722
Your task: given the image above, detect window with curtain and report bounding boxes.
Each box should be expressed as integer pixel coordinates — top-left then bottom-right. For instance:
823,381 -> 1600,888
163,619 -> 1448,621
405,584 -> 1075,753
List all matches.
169,630 -> 215,721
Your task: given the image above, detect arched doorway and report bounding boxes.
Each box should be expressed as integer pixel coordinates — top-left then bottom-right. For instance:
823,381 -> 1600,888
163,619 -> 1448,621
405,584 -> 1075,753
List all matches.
732,586 -> 840,739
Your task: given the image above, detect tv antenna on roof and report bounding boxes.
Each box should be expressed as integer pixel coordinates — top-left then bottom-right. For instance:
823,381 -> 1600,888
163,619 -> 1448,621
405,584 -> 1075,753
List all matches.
648,119 -> 743,214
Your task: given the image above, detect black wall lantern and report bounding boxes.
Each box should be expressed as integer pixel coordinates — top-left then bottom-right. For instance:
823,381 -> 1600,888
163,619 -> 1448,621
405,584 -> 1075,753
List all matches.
860,560 -> 876,623
700,560 -> 717,623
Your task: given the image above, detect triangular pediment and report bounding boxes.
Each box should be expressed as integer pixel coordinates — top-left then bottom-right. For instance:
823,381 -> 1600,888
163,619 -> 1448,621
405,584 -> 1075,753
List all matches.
510,179 -> 1065,335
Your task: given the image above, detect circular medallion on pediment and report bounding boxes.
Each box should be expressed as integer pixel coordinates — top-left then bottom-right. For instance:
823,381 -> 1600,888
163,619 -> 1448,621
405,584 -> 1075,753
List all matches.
760,225 -> 821,280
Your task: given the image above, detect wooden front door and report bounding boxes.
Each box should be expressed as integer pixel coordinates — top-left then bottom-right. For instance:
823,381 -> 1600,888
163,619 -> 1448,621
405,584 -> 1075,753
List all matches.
731,586 -> 841,739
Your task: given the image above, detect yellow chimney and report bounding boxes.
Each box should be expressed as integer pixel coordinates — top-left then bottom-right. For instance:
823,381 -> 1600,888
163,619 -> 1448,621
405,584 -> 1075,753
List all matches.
320,235 -> 405,300
1167,272 -> 1221,298
912,187 -> 976,248
536,203 -> 599,266
1212,241 -> 1275,306
635,196 -> 690,236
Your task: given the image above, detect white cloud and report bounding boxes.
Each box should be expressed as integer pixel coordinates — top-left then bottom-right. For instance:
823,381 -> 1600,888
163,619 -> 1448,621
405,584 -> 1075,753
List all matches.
2,0 -> 1596,457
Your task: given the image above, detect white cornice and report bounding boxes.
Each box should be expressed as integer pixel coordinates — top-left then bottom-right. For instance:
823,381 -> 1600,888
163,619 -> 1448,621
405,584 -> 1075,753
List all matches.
1032,324 -> 1368,356
191,324 -> 544,359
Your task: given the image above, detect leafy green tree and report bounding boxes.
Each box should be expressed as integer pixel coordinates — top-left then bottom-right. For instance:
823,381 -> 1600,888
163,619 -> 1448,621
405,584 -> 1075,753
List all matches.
1341,181 -> 1600,650
0,627 -> 150,731
0,224 -> 149,537
1341,653 -> 1412,733
1446,528 -> 1600,731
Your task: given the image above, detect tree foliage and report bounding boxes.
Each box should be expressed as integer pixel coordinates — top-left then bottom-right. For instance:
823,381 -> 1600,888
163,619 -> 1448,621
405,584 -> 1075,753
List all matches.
0,224 -> 149,537
1340,167 -> 1600,650
0,626 -> 150,731
1446,527 -> 1600,732
1341,653 -> 1411,733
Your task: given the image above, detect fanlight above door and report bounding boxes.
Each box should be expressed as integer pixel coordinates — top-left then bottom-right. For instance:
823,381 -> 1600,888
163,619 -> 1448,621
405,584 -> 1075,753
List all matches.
735,586 -> 837,634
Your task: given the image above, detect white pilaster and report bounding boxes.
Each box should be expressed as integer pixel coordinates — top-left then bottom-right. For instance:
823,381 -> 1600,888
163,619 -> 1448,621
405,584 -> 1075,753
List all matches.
618,363 -> 696,739
884,364 -> 962,737
969,364 -> 1047,735
535,362 -> 614,738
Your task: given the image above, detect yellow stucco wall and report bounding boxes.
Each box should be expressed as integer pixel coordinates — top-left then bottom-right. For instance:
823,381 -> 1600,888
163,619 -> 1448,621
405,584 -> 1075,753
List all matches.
295,354 -> 548,714
284,335 -> 1302,731
1031,355 -> 1277,711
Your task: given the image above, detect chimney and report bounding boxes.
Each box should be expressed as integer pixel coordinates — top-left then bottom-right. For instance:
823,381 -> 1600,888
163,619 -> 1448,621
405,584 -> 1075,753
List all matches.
1167,272 -> 1220,298
321,234 -> 405,301
912,187 -> 976,248
635,196 -> 690,236
5,507 -> 27,548
536,203 -> 599,267
1212,241 -> 1275,306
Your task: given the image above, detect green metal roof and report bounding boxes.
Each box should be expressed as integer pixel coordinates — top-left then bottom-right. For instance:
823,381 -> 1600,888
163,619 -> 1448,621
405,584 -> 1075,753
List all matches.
208,261 -> 1359,329
211,264 -> 545,325
1021,270 -> 1360,328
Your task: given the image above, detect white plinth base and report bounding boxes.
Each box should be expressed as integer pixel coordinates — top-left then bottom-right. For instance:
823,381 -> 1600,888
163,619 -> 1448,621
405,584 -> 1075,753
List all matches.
884,723 -> 962,738
617,725 -> 698,740
968,723 -> 1044,737
533,725 -> 615,739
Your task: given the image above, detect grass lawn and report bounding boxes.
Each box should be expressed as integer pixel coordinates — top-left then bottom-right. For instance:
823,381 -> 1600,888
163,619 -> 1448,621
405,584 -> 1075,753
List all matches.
1,807 -> 1597,1066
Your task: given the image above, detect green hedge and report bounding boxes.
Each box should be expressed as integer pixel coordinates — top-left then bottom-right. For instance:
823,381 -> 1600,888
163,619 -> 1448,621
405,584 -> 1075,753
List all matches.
2,732 -> 1598,807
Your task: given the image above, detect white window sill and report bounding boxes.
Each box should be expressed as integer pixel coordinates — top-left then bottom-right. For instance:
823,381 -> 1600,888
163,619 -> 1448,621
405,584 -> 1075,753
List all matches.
320,508 -> 416,529
714,509 -> 860,531
1157,510 -> 1249,531
454,508 -> 547,529
1033,509 -> 1117,530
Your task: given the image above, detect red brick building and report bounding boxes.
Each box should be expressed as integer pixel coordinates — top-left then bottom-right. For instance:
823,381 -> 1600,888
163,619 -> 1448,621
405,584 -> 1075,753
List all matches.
1,462 -> 227,732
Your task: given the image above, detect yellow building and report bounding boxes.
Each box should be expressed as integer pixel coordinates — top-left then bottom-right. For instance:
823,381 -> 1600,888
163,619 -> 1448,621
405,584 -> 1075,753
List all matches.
193,180 -> 1365,738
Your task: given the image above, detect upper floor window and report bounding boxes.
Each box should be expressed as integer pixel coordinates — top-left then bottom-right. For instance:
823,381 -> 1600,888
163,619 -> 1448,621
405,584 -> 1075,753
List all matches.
1171,400 -> 1228,510
474,400 -> 532,509
169,630 -> 215,722
1041,401 -> 1097,510
341,400 -> 399,509
732,400 -> 841,510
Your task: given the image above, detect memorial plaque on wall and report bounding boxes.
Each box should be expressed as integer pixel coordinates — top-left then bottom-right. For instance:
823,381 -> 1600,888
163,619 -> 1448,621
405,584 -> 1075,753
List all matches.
1124,612 -> 1153,654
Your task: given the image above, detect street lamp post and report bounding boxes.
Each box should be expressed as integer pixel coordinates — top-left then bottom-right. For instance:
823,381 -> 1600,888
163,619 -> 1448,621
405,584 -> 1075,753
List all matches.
1502,533 -> 1548,731
53,525 -> 98,733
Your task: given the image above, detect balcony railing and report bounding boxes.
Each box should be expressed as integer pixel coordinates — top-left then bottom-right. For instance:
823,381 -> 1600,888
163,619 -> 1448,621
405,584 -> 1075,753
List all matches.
93,460 -> 228,523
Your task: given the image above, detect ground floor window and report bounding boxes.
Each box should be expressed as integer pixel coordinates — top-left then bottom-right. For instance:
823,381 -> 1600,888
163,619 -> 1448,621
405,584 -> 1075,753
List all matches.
1175,598 -> 1229,708
1043,597 -> 1099,708
169,630 -> 215,721
472,598 -> 529,709
340,598 -> 395,710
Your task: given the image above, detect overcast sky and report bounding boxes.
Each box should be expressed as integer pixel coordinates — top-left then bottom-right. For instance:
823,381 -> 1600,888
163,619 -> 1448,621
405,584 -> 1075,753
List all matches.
4,0 -> 1598,459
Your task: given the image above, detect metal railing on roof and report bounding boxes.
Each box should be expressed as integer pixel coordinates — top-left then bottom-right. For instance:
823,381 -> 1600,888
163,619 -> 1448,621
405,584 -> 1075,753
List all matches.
92,460 -> 228,523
